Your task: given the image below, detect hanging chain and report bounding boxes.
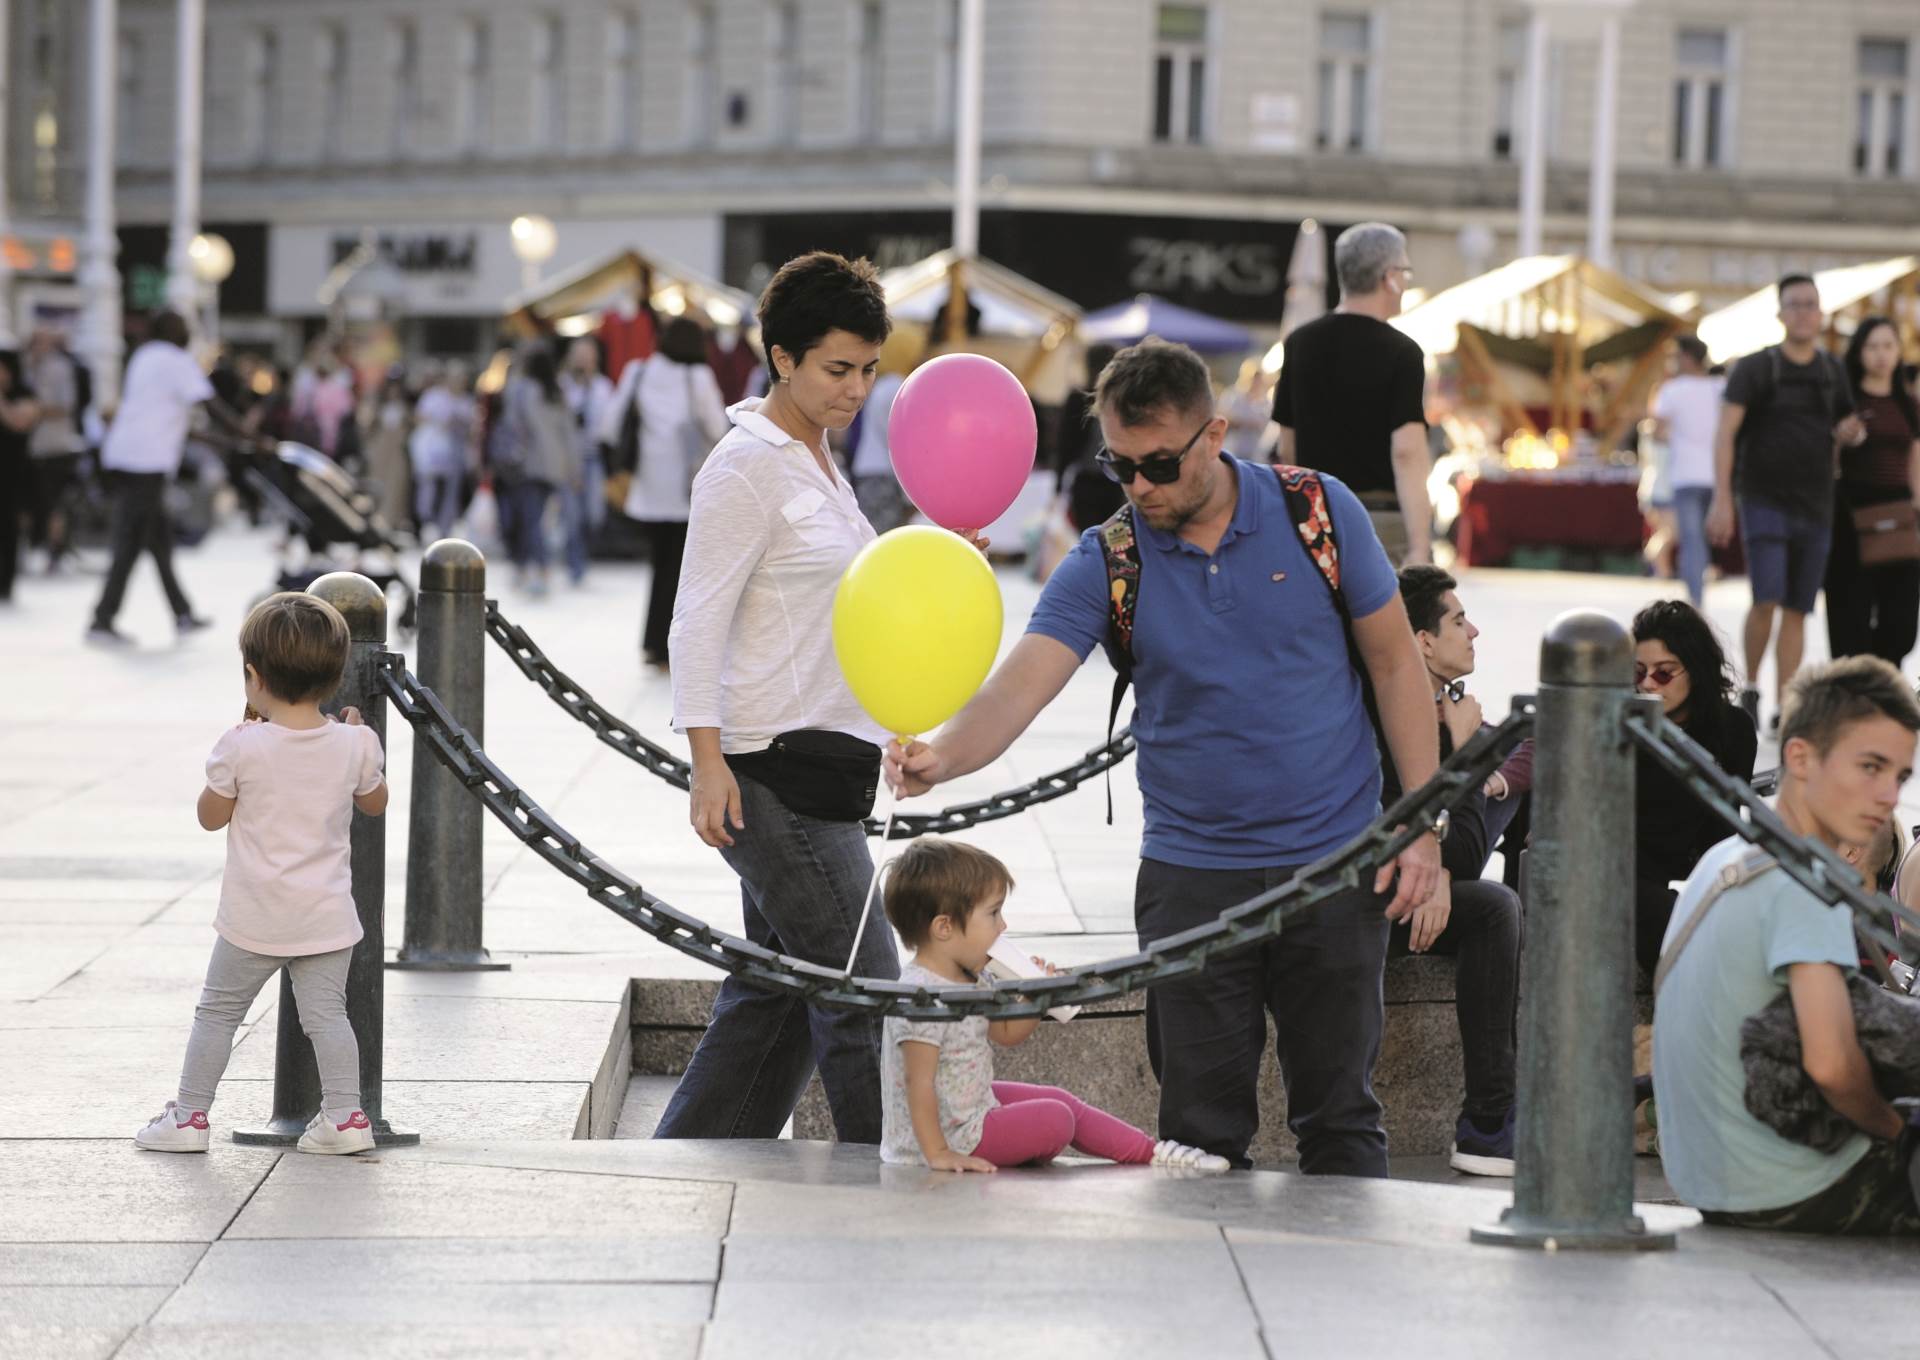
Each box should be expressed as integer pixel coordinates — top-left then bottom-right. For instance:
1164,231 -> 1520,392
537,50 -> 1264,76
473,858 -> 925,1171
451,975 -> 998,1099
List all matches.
381,650 -> 1531,1020
483,599 -> 1137,839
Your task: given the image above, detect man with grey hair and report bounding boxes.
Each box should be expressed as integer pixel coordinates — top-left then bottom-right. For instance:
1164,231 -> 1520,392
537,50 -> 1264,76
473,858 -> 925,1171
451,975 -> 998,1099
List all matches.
1273,222 -> 1432,565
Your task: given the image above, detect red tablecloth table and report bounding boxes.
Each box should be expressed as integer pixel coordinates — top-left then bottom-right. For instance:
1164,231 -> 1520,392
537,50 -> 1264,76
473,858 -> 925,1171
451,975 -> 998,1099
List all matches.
1455,475 -> 1645,567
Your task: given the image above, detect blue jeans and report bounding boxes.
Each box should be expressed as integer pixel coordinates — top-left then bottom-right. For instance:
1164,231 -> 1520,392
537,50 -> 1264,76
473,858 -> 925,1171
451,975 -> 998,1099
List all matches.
654,772 -> 899,1142
1673,485 -> 1713,606
508,478 -> 554,571
1135,857 -> 1391,1173
559,481 -> 593,583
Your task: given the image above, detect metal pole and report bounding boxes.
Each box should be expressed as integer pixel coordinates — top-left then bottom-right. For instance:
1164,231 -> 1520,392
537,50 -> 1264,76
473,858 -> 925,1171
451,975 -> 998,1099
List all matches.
1516,7 -> 1550,258
163,0 -> 204,320
0,0 -> 17,348
1586,12 -> 1622,268
951,0 -> 983,257
393,540 -> 507,972
1474,611 -> 1671,1250
235,573 -> 419,1148
78,0 -> 124,411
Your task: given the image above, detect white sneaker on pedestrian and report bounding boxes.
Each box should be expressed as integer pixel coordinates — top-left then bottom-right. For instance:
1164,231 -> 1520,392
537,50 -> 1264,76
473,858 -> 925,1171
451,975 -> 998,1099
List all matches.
134,1102 -> 210,1153
1150,1139 -> 1231,1172
297,1109 -> 374,1155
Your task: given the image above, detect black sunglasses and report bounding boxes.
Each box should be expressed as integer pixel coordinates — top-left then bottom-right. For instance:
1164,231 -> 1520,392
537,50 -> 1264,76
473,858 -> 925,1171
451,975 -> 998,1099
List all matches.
1095,421 -> 1213,486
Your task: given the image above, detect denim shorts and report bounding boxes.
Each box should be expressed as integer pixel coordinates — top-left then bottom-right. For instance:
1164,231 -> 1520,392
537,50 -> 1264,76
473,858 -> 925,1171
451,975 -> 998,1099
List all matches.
1738,497 -> 1832,613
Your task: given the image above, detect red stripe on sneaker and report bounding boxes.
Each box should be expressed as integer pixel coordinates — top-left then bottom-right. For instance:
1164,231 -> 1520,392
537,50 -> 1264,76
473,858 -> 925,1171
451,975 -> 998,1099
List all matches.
338,1111 -> 371,1131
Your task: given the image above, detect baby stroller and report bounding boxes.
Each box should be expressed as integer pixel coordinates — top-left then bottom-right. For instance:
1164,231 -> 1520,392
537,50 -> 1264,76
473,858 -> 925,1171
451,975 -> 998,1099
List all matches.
243,441 -> 419,632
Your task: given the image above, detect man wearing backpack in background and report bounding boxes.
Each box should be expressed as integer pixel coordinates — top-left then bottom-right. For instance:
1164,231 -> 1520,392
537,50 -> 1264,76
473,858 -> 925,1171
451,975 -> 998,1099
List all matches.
886,338 -> 1445,1175
1708,274 -> 1868,731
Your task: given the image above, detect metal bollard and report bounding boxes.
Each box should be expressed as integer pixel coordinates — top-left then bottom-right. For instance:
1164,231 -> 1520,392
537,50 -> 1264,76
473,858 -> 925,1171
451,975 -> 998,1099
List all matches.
1473,610 -> 1672,1250
234,572 -> 419,1148
390,540 -> 507,972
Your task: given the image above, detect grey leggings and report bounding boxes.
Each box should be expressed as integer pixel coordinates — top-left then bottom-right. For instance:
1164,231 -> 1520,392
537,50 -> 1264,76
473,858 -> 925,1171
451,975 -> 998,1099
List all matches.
177,936 -> 360,1119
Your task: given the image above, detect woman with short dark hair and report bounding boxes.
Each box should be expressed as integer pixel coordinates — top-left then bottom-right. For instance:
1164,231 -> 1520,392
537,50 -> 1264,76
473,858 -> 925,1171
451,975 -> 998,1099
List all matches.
653,252 -> 902,1142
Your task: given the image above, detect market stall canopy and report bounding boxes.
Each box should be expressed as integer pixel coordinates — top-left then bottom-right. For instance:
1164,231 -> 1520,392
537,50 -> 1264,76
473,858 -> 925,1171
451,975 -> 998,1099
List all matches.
879,250 -> 1084,403
1081,294 -> 1252,353
1393,255 -> 1685,363
501,248 -> 755,336
1695,255 -> 1920,364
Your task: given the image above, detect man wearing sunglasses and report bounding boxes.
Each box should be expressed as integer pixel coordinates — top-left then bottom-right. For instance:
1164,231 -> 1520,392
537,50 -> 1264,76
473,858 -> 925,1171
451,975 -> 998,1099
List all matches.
887,338 -> 1445,1176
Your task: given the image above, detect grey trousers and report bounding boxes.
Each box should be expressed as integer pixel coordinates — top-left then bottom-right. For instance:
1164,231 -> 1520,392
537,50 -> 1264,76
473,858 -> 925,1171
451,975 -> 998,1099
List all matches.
177,936 -> 360,1119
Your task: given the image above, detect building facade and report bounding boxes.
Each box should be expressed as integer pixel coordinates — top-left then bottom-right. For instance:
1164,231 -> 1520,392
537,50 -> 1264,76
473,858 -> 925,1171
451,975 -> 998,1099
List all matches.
13,0 -> 1920,356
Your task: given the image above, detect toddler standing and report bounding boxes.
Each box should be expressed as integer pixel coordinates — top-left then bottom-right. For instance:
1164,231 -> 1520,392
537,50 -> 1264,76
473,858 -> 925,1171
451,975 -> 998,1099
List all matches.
879,840 -> 1228,1173
135,592 -> 389,1155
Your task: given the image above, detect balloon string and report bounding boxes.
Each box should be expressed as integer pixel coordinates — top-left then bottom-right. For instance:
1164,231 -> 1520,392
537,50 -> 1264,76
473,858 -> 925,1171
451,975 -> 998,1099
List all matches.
844,752 -> 905,977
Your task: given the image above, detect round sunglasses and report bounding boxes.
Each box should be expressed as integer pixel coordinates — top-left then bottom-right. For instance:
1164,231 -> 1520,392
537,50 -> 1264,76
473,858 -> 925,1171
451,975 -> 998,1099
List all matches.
1095,421 -> 1213,486
1634,662 -> 1686,688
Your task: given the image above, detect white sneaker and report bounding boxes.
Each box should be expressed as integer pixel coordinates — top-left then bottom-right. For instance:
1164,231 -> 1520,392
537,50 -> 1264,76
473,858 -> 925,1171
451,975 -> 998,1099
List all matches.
134,1102 -> 210,1153
1150,1139 -> 1231,1172
296,1109 -> 374,1155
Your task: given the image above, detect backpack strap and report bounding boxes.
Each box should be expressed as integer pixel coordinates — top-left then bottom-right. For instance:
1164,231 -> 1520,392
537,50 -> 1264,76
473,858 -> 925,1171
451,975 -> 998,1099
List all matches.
1272,464 -> 1344,610
1653,847 -> 1779,997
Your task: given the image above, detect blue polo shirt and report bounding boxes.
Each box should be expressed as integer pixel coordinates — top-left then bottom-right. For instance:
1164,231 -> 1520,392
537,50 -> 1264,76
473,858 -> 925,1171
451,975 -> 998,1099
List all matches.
1027,456 -> 1396,869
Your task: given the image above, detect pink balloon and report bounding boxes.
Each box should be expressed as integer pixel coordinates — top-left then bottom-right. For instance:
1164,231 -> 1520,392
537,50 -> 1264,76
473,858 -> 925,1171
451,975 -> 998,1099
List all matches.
887,353 -> 1037,530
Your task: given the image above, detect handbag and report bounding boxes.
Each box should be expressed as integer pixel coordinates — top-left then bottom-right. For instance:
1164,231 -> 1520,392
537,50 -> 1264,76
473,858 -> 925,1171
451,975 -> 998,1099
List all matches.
724,729 -> 882,822
1853,499 -> 1920,567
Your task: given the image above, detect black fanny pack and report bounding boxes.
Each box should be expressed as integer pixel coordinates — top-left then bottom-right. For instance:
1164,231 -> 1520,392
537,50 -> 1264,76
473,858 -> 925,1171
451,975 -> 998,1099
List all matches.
724,729 -> 881,822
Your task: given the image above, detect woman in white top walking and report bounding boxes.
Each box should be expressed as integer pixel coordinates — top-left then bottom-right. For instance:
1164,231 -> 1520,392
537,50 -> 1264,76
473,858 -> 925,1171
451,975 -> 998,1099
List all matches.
598,317 -> 728,667
653,252 -> 908,1143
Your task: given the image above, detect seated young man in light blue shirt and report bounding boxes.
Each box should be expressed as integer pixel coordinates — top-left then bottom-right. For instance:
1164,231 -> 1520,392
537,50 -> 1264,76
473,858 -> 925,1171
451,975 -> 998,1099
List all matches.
1653,654 -> 1920,1234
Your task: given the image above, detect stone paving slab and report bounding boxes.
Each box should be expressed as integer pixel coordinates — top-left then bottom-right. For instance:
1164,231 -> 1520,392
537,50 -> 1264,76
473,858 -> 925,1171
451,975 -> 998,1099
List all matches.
696,1322 -> 1269,1360
2,1141 -> 275,1243
222,1153 -> 734,1241
0,1243 -> 206,1287
0,1287 -> 171,1359
113,1323 -> 706,1360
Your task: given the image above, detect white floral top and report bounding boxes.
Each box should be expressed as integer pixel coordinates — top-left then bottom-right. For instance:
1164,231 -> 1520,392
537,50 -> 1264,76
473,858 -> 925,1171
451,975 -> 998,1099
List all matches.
880,962 -> 1001,1164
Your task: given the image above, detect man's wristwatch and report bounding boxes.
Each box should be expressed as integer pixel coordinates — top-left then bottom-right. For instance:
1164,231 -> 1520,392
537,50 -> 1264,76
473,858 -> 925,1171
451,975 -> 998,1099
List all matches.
1427,809 -> 1451,844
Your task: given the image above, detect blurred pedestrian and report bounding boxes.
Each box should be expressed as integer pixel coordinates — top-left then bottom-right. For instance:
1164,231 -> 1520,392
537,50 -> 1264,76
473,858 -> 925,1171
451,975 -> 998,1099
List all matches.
87,311 -> 255,644
410,367 -> 470,540
1650,336 -> 1723,605
600,316 -> 727,664
495,344 -> 578,597
24,328 -> 85,571
0,350 -> 45,604
1825,316 -> 1920,668
560,337 -> 615,585
848,328 -> 917,534
360,366 -> 413,531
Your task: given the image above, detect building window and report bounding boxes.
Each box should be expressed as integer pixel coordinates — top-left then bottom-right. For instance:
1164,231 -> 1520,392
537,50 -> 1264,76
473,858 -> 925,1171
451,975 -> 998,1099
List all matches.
532,15 -> 565,151
606,10 -> 641,150
1672,27 -> 1731,169
1316,12 -> 1373,152
769,2 -> 800,143
318,25 -> 347,162
687,1 -> 716,145
115,31 -> 141,166
852,1 -> 883,142
391,20 -> 419,158
1491,16 -> 1525,159
1151,4 -> 1208,144
244,30 -> 276,163
457,20 -> 491,154
1856,37 -> 1910,178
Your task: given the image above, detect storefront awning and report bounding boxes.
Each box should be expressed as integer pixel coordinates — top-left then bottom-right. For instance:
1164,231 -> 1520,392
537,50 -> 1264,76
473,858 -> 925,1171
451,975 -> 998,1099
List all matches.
1393,255 -> 1684,359
1695,255 -> 1920,364
879,250 -> 1082,339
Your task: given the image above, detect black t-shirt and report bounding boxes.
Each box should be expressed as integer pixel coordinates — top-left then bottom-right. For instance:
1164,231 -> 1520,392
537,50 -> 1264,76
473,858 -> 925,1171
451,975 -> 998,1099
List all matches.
1271,312 -> 1426,498
1723,347 -> 1853,516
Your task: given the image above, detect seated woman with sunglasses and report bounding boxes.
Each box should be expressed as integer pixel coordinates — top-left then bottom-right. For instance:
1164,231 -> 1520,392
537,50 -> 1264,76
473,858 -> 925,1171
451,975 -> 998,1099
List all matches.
1631,600 -> 1758,976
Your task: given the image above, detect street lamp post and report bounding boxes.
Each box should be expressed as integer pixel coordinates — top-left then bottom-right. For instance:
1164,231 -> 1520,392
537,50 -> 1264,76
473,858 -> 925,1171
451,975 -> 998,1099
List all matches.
78,0 -> 124,411
188,232 -> 234,348
509,214 -> 557,294
164,0 -> 206,322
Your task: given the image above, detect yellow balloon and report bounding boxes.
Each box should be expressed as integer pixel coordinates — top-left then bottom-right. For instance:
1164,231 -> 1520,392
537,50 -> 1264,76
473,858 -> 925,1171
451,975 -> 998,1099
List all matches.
833,526 -> 1004,738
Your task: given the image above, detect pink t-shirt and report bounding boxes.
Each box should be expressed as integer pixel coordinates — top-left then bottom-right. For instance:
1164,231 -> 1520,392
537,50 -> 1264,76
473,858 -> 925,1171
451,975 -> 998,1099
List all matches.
204,719 -> 385,956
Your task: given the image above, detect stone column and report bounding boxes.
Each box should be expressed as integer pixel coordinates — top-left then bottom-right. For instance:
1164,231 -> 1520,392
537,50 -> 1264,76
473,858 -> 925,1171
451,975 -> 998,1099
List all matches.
1516,8 -> 1550,258
163,0 -> 205,322
951,0 -> 983,257
78,0 -> 124,410
1586,11 -> 1623,267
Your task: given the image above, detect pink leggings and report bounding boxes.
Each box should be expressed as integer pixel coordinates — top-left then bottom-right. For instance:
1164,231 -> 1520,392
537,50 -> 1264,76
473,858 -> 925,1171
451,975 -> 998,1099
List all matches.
969,1081 -> 1156,1167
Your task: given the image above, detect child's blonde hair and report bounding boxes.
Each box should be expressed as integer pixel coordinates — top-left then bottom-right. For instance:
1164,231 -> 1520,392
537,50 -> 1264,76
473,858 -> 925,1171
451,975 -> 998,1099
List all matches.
240,593 -> 350,703
882,840 -> 1015,947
